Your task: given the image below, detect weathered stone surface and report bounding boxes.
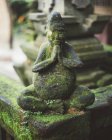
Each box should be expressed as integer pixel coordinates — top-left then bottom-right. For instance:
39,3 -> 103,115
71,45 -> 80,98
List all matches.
0,75 -> 32,140
20,37 -> 107,66
18,0 -> 111,89
0,75 -> 90,140
30,14 -> 110,38
23,13 -> 110,88
1,75 -> 112,139
87,85 -> 112,110
77,69 -> 107,88
87,85 -> 112,140
19,36 -> 109,88
18,12 -> 95,113
28,112 -> 90,140
33,62 -> 76,100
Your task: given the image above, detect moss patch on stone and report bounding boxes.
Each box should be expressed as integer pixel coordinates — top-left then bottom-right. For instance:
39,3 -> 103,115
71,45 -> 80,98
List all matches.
29,112 -> 89,140
0,75 -> 23,108
87,85 -> 112,109
31,113 -> 82,126
92,85 -> 112,101
0,75 -> 89,140
0,75 -> 33,140
0,111 -> 32,140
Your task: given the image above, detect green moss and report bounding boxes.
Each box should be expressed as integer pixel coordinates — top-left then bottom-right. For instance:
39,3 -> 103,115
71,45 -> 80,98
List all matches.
29,112 -> 89,140
0,75 -> 33,139
45,46 -> 53,59
88,85 -> 112,109
0,75 -> 89,140
0,112 -> 32,140
0,75 -> 23,108
31,114 -> 80,125
33,62 -> 75,100
45,72 -> 66,86
92,85 -> 112,98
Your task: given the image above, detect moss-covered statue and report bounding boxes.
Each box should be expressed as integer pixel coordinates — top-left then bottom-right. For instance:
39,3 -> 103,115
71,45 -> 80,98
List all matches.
18,12 -> 95,114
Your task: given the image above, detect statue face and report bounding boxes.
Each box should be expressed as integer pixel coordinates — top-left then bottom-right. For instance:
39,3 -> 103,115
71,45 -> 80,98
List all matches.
47,29 -> 65,45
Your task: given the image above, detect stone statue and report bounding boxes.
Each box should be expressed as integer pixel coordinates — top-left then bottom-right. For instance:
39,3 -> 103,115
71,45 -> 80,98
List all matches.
18,12 -> 95,114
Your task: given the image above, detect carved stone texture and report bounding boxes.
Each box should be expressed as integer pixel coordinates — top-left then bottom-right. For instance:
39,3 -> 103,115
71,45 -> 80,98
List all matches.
0,75 -> 112,139
0,75 -> 90,140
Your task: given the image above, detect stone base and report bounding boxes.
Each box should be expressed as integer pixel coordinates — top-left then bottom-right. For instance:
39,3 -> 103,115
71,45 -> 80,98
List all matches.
29,112 -> 90,140
1,76 -> 112,140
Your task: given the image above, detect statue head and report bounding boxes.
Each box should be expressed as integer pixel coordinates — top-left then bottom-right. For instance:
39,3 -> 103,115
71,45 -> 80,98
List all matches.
46,12 -> 65,45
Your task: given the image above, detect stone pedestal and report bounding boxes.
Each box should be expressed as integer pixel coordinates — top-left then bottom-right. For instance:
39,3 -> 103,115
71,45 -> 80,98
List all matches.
29,113 -> 90,140
1,76 -> 112,139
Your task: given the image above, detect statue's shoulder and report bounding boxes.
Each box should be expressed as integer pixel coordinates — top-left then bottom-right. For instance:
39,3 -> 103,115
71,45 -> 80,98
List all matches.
64,42 -> 81,61
40,41 -> 50,49
64,42 -> 74,51
64,42 -> 77,56
38,41 -> 50,54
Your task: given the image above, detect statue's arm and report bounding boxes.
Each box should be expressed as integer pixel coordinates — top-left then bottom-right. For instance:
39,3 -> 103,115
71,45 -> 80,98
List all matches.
32,45 -> 58,72
62,43 -> 83,68
34,44 -> 45,65
62,57 -> 82,68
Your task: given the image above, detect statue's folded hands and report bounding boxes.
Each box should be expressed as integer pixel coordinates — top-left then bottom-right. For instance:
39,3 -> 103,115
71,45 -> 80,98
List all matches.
62,57 -> 83,68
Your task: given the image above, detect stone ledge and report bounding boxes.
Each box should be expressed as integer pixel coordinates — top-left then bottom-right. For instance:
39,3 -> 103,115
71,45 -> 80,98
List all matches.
28,112 -> 90,140
0,75 -> 32,140
0,75 -> 90,140
1,75 -> 112,140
